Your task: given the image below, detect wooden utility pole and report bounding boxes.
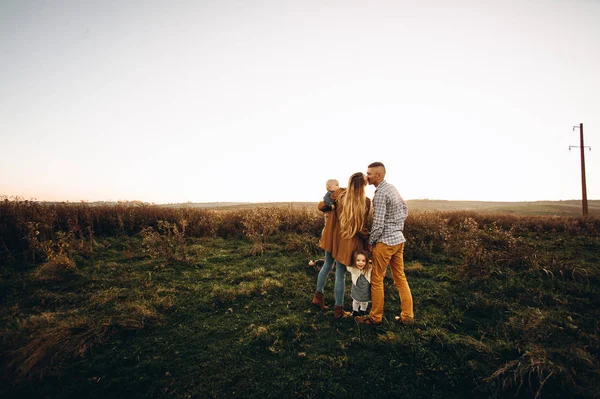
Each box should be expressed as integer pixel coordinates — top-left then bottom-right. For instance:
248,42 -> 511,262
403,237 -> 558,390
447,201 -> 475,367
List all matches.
570,123 -> 590,217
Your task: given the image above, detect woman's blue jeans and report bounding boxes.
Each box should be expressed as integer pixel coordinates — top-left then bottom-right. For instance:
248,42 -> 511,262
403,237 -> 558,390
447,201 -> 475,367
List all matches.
315,251 -> 347,306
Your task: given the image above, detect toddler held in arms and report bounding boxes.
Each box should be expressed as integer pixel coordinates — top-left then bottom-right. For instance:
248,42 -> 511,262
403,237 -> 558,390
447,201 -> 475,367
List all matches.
347,249 -> 372,316
322,179 -> 339,212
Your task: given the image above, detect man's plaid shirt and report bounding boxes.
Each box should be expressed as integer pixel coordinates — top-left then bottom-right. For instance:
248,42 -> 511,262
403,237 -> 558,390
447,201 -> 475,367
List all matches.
369,180 -> 408,246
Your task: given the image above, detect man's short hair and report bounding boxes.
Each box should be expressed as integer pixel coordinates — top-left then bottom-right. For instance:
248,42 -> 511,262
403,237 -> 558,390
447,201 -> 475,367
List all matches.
368,162 -> 386,179
368,162 -> 386,171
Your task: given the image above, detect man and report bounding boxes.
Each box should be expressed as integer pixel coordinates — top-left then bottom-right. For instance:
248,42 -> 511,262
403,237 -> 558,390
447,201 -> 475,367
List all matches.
355,162 -> 414,326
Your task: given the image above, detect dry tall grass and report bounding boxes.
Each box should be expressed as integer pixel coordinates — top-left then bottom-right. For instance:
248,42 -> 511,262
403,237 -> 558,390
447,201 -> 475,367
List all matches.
3,198 -> 600,272
0,199 -> 324,261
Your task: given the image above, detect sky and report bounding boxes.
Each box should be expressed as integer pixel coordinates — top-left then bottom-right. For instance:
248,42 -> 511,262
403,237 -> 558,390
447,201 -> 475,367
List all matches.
1,0 -> 599,204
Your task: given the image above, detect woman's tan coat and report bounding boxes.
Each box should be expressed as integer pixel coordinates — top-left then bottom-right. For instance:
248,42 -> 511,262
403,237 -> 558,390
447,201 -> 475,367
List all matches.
318,188 -> 371,267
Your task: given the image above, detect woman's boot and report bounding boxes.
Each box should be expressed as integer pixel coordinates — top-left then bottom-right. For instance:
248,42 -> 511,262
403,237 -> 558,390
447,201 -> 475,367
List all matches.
334,305 -> 351,319
311,291 -> 328,310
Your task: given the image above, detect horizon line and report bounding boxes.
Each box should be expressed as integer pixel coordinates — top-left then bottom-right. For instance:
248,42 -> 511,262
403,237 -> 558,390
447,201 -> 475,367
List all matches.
3,197 -> 597,205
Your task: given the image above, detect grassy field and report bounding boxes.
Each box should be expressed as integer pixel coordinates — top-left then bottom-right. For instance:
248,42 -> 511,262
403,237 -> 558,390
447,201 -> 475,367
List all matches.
1,201 -> 599,398
405,199 -> 600,217
82,199 -> 600,217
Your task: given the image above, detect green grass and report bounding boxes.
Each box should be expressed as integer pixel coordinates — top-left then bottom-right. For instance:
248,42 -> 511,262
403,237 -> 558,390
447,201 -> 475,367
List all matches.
1,231 -> 599,398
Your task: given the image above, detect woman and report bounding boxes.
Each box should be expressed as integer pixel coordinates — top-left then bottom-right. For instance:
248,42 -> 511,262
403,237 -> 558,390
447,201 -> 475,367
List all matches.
311,172 -> 371,318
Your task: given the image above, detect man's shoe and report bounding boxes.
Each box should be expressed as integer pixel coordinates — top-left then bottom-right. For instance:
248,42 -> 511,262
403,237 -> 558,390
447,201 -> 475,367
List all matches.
394,316 -> 415,325
354,315 -> 382,326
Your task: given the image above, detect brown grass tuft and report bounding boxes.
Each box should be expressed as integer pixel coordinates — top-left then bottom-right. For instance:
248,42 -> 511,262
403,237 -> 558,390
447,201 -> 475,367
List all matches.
485,346 -> 571,399
32,255 -> 79,282
113,302 -> 160,330
7,316 -> 114,379
89,287 -> 127,306
405,261 -> 424,276
261,277 -> 283,295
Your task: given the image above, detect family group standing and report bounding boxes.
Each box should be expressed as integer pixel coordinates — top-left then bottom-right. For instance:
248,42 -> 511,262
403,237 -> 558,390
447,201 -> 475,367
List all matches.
310,162 -> 415,326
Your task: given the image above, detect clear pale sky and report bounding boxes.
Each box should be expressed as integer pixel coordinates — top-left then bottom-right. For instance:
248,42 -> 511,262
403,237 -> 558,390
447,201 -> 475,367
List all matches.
1,0 -> 598,204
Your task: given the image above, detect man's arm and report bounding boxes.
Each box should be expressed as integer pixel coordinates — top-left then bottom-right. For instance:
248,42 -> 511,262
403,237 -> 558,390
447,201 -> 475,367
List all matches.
369,192 -> 386,245
398,193 -> 408,227
357,199 -> 371,239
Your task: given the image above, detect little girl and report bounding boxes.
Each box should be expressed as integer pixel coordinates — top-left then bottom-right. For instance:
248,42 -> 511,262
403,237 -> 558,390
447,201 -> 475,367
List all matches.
347,249 -> 372,317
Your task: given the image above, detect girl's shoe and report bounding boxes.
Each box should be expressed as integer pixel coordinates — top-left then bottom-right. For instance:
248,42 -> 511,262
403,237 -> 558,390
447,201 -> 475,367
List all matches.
352,310 -> 361,317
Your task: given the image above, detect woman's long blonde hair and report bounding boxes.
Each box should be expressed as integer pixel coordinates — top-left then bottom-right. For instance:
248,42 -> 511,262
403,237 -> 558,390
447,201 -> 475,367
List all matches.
339,172 -> 367,239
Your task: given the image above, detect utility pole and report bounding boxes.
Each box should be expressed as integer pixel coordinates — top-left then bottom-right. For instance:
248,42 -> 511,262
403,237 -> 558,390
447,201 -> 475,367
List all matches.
569,123 -> 591,217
